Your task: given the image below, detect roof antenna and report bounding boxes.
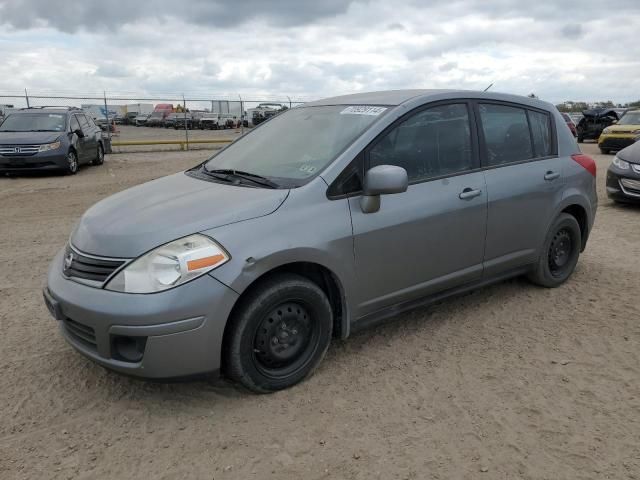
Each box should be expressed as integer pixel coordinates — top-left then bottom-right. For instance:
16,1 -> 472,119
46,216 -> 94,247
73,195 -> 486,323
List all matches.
483,83 -> 494,92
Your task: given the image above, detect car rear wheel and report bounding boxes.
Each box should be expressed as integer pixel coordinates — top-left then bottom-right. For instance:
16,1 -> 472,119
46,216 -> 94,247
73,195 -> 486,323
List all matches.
527,213 -> 581,288
92,143 -> 104,166
65,150 -> 78,175
224,273 -> 333,393
599,147 -> 610,154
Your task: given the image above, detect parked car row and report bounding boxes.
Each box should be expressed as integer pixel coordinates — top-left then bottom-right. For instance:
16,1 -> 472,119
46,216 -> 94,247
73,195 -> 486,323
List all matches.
570,107 -> 640,154
137,111 -> 241,130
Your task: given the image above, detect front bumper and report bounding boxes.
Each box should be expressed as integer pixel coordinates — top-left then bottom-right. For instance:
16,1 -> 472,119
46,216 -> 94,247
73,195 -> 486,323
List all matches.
0,151 -> 67,172
606,165 -> 640,203
598,135 -> 636,152
45,249 -> 239,379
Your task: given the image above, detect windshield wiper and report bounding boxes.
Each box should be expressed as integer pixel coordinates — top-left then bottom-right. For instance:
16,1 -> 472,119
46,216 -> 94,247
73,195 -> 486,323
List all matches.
205,168 -> 279,188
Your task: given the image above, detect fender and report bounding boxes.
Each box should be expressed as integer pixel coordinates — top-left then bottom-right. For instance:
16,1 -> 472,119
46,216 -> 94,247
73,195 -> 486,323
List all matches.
545,189 -> 594,251
215,248 -> 352,339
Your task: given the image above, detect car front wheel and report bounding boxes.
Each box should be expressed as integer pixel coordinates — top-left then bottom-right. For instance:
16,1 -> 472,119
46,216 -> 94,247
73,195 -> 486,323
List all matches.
528,213 -> 581,288
92,143 -> 104,166
65,150 -> 78,175
224,273 -> 333,393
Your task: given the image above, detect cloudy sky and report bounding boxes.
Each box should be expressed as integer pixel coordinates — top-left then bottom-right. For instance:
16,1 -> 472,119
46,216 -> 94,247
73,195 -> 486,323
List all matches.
0,0 -> 639,104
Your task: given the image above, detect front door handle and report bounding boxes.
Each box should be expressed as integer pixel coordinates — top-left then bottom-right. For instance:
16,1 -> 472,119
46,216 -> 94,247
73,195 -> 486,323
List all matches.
459,188 -> 482,200
544,171 -> 560,181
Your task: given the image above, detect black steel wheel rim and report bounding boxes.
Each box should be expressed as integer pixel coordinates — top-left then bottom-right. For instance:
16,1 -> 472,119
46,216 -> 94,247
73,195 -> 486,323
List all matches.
548,227 -> 573,276
252,301 -> 320,379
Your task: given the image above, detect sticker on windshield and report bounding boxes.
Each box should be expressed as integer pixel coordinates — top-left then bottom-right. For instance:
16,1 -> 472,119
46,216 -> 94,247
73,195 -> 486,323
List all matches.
48,114 -> 63,118
299,164 -> 317,173
340,106 -> 387,116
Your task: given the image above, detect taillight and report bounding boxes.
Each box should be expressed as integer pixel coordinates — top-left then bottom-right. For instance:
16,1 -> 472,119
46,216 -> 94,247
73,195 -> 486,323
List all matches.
571,153 -> 596,177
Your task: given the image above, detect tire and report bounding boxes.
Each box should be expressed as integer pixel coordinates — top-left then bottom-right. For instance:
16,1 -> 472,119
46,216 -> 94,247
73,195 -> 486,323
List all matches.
599,148 -> 610,154
65,150 -> 78,175
527,213 -> 581,288
577,135 -> 583,143
92,143 -> 104,166
224,273 -> 333,393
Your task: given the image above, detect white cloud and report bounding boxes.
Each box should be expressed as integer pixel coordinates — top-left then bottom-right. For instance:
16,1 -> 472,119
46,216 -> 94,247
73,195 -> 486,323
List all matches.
0,0 -> 639,103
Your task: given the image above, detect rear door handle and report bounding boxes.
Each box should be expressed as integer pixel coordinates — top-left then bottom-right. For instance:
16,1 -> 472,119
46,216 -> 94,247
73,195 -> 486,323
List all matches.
544,171 -> 560,181
459,188 -> 482,200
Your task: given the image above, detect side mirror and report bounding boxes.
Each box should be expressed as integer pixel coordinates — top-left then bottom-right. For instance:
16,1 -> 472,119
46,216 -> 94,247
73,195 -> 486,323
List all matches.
611,119 -> 618,124
360,165 -> 408,214
74,128 -> 85,138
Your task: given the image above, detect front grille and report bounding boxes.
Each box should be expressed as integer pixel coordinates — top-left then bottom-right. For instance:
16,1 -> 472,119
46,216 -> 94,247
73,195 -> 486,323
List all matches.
63,245 -> 126,283
621,178 -> 640,195
1,160 -> 57,169
63,318 -> 97,350
0,144 -> 40,156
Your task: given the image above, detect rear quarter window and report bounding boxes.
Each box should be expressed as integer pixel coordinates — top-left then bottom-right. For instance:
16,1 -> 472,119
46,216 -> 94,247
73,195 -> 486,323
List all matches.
528,110 -> 553,158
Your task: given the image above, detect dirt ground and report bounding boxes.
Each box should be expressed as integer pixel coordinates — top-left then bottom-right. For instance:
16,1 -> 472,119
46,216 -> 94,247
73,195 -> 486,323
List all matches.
1,143 -> 639,480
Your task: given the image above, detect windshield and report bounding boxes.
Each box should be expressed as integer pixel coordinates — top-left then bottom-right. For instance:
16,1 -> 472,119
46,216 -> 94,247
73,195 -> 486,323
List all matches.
618,112 -> 640,125
204,105 -> 387,185
0,113 -> 67,132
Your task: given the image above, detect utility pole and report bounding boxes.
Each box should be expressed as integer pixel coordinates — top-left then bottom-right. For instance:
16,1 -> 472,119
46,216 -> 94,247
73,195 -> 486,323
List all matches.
103,91 -> 111,143
183,94 -> 189,151
239,94 -> 244,135
24,88 -> 30,108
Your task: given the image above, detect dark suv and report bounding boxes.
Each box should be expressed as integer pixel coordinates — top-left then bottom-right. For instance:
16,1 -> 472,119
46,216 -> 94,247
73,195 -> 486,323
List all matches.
0,107 -> 105,175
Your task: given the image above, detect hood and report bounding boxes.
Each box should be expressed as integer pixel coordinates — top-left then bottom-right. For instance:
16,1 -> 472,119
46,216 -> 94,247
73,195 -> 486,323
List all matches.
71,172 -> 289,258
605,124 -> 640,134
0,131 -> 62,145
618,141 -> 640,164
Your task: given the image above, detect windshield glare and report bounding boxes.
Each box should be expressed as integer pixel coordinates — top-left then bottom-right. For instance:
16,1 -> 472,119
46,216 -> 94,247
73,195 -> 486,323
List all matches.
0,113 -> 67,132
204,105 -> 387,184
619,112 -> 640,125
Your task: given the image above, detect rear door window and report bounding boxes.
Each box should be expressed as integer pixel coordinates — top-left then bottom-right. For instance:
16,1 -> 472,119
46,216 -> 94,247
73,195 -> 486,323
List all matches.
83,115 -> 97,128
479,104 -> 533,166
77,114 -> 91,132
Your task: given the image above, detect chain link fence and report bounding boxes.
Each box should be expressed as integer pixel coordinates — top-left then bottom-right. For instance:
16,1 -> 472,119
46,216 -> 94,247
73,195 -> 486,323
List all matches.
0,91 -> 309,152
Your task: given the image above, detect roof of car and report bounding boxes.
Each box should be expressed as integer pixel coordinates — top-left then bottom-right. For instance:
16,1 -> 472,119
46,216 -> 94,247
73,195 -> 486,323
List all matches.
17,107 -> 81,114
304,89 -> 553,109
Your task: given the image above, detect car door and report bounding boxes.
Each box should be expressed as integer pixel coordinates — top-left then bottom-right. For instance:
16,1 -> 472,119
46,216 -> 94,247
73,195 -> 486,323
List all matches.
76,114 -> 97,163
476,102 -> 564,276
347,102 -> 488,318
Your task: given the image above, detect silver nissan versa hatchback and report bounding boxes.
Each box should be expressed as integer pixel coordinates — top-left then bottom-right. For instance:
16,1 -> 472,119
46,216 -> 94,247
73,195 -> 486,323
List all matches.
44,90 -> 598,392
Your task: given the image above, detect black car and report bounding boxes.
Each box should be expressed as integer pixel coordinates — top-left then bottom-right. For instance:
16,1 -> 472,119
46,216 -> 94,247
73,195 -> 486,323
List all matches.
0,107 -> 105,175
576,108 -> 619,143
606,141 -> 640,203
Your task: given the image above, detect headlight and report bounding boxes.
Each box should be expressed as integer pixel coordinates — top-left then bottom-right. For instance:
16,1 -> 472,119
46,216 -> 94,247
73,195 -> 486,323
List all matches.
632,129 -> 640,134
612,156 -> 630,170
602,128 -> 611,135
38,141 -> 61,152
105,234 -> 229,293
